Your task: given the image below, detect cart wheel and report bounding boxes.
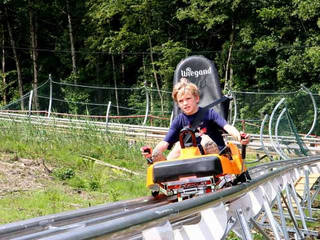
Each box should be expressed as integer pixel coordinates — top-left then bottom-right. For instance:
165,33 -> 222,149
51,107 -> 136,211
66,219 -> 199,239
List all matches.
151,191 -> 159,197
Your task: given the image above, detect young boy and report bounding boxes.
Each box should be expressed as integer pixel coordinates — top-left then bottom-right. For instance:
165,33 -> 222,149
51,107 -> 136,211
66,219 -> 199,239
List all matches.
141,78 -> 249,162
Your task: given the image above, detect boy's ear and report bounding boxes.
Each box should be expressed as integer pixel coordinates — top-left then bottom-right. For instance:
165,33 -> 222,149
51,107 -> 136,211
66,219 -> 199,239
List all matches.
196,95 -> 200,104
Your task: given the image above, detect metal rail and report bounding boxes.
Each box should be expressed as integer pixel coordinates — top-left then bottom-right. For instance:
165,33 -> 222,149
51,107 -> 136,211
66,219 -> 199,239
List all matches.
0,196 -> 169,240
0,156 -> 319,240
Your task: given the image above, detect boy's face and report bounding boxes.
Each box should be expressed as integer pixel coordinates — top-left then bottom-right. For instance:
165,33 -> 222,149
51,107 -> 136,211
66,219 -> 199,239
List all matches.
177,90 -> 199,115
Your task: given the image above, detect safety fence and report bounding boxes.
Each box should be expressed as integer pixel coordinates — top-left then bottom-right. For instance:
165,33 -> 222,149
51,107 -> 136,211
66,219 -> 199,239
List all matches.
0,111 -> 320,159
1,75 -> 320,135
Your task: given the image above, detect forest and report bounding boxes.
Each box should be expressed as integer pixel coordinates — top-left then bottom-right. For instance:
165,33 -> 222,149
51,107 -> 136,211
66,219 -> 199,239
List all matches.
1,0 -> 320,115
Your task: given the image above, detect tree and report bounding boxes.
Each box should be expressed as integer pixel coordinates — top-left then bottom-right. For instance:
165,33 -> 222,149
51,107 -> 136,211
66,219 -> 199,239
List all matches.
1,0 -> 320,117
51,0 -> 86,81
4,4 -> 25,110
66,0 -> 77,75
1,22 -> 7,105
28,0 -> 40,110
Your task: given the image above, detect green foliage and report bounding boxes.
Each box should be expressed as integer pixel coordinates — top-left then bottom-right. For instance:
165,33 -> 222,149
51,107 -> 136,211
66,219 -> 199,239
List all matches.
53,168 -> 75,180
68,176 -> 87,189
2,0 -> 320,95
306,46 -> 320,69
1,0 -> 320,133
61,73 -> 90,115
177,0 -> 234,31
292,0 -> 320,20
153,40 -> 191,89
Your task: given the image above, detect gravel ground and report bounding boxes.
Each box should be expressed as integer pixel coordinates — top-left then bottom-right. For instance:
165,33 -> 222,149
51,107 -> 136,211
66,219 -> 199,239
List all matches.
0,154 -> 51,197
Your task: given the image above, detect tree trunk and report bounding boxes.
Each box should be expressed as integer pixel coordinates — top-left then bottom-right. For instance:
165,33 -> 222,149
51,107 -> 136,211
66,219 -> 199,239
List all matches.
121,52 -> 125,83
1,26 -> 7,105
5,7 -> 24,110
224,42 -> 233,91
148,35 -> 163,114
66,0 -> 77,77
111,54 -> 119,115
224,21 -> 234,92
143,54 -> 153,113
29,0 -> 39,111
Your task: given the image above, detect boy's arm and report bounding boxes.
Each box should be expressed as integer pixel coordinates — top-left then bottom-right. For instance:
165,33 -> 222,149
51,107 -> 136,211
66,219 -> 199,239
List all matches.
152,141 -> 169,162
141,141 -> 169,163
223,124 -> 250,145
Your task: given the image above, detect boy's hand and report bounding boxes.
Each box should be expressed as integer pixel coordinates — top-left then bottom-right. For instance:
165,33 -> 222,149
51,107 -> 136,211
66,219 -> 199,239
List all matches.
140,146 -> 152,157
240,132 -> 250,145
140,146 -> 153,164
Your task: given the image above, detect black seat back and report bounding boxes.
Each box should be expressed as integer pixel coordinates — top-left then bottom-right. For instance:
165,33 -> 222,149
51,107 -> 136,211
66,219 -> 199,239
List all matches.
153,155 -> 223,183
173,55 -> 229,120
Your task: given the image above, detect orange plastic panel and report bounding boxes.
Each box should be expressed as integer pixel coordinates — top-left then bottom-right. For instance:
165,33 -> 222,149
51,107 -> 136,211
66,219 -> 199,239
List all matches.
220,142 -> 245,175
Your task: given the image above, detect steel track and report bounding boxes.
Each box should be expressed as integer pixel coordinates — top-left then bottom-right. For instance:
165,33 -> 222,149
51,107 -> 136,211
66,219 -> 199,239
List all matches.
0,156 -> 318,240
0,196 -> 169,240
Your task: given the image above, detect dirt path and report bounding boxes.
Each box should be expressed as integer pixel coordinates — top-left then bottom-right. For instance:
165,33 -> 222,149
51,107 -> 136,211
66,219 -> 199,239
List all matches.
0,154 -> 51,197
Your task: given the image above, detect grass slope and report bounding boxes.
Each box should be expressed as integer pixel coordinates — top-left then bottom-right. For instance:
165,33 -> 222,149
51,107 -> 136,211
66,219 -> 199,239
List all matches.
0,120 -> 149,224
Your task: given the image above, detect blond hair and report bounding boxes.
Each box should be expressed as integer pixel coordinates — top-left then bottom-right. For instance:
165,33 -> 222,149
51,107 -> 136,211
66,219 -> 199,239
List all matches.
172,78 -> 200,102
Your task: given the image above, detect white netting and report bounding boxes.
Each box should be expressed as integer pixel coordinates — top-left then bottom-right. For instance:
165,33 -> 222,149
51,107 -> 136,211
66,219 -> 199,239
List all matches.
1,76 -> 319,134
1,77 -> 173,127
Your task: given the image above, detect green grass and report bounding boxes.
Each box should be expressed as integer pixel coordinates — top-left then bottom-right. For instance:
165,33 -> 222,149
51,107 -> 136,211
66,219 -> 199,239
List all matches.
0,185 -> 109,224
0,120 -> 149,224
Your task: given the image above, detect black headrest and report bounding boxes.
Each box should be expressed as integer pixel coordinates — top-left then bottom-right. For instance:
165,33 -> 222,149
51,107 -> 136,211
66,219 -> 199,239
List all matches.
173,55 -> 228,120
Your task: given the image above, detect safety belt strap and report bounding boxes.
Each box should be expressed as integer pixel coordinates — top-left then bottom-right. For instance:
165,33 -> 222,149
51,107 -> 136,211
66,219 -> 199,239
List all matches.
184,95 -> 232,144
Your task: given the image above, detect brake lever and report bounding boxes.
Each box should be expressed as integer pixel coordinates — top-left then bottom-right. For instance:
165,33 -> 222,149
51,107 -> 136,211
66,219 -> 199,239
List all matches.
146,158 -> 153,165
142,146 -> 153,165
241,133 -> 247,160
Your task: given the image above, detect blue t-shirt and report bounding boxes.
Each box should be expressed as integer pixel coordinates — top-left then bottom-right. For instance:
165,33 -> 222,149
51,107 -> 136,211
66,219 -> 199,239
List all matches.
164,107 -> 228,150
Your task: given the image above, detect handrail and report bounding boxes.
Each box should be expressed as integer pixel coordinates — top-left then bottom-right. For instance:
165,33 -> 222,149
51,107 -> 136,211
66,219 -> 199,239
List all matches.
301,85 -> 318,137
268,98 -> 288,159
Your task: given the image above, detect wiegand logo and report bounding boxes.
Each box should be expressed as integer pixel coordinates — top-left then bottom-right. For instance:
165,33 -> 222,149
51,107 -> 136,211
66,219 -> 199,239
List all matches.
181,66 -> 212,78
